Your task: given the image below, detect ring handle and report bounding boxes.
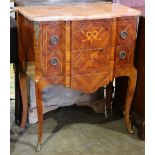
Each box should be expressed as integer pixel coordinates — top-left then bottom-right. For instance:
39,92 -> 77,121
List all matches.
119,51 -> 126,59
50,57 -> 58,66
50,35 -> 59,45
120,31 -> 128,39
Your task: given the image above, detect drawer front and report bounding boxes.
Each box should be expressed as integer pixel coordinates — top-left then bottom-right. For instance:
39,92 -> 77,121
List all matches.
42,22 -> 66,52
71,48 -> 111,76
42,22 -> 66,77
114,44 -> 135,70
71,72 -> 110,93
42,50 -> 65,77
116,18 -> 137,45
71,19 -> 112,51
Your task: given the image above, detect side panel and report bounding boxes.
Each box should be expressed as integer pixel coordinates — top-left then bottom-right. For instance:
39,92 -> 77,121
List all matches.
42,22 -> 66,77
17,13 -> 34,72
114,17 -> 138,74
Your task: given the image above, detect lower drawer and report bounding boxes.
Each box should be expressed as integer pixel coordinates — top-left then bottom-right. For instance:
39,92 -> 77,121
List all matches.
42,50 -> 65,77
71,48 -> 112,76
71,47 -> 112,93
114,43 -> 135,70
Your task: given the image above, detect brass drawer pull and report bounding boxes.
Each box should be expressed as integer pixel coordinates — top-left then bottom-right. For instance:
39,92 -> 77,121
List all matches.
119,51 -> 126,59
50,57 -> 58,66
50,35 -> 59,45
120,31 -> 128,39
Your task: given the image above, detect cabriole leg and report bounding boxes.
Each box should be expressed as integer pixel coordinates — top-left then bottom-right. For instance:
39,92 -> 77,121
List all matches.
124,68 -> 137,134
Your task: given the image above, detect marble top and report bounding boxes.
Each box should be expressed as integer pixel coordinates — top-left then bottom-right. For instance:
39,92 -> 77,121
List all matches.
16,2 -> 141,22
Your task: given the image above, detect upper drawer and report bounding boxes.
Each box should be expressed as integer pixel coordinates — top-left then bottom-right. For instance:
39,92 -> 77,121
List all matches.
71,19 -> 112,51
116,18 -> 137,45
42,22 -> 66,52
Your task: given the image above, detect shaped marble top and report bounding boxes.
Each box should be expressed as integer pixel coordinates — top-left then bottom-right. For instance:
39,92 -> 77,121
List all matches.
16,2 -> 141,22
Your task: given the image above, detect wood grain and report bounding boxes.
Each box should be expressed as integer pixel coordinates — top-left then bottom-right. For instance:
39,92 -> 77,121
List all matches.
114,43 -> 135,70
113,17 -> 139,133
70,47 -> 112,93
17,13 -> 34,72
114,67 -> 137,133
17,13 -> 34,128
19,71 -> 28,128
71,48 -> 111,75
35,78 -> 48,147
16,11 -> 140,150
65,21 -> 71,87
116,17 -> 137,45
109,18 -> 116,81
42,22 -> 66,78
71,19 -> 112,51
71,72 -> 110,93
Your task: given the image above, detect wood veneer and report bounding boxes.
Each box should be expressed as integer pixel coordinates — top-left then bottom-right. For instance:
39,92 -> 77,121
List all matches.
16,2 -> 141,151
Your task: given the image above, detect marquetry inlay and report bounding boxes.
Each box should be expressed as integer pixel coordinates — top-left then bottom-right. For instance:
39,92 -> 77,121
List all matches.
82,30 -> 101,45
89,52 -> 99,67
16,2 -> 141,151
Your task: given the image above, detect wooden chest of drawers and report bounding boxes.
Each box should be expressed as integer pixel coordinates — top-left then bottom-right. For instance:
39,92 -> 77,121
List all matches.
16,2 -> 141,151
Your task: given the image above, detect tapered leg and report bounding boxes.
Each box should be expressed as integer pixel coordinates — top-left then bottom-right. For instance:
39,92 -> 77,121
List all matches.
35,78 -> 48,151
19,71 -> 28,128
124,68 -> 137,133
35,79 -> 43,152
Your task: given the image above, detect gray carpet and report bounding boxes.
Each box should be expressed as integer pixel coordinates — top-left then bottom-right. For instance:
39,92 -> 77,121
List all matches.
10,101 -> 144,155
